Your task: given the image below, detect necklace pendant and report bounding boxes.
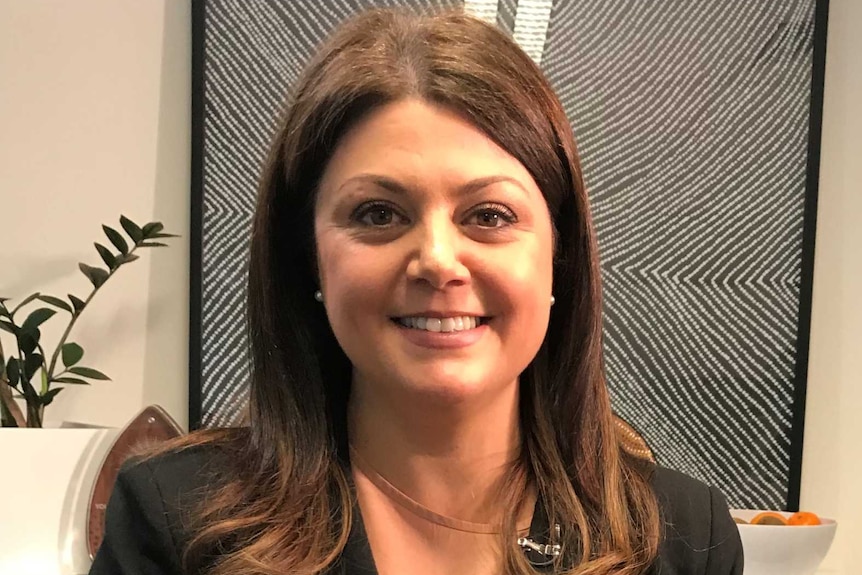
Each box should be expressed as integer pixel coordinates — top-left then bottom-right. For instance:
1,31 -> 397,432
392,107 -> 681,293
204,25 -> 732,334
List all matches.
518,522 -> 562,570
517,537 -> 561,557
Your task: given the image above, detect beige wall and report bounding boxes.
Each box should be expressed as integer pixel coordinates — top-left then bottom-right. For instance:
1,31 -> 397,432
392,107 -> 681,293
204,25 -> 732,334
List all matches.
799,0 -> 862,573
0,0 -> 190,429
0,0 -> 859,572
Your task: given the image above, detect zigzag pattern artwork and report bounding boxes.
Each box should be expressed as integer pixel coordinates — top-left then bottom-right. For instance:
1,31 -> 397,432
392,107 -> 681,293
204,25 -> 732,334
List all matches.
198,0 -> 458,430
540,0 -> 816,509
195,0 -> 818,508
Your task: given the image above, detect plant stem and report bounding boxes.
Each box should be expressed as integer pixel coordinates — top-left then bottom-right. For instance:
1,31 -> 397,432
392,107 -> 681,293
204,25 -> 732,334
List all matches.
36,343 -> 49,394
13,328 -> 36,426
37,342 -> 47,361
46,247 -> 138,381
26,399 -> 42,428
0,383 -> 24,426
0,337 -> 26,427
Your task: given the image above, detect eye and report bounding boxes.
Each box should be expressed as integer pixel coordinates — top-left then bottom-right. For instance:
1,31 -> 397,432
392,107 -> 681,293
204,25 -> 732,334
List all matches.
466,203 -> 518,228
352,201 -> 408,227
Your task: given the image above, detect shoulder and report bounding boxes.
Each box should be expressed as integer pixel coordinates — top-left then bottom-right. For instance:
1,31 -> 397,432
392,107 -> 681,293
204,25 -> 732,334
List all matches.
89,436 -> 238,574
651,466 -> 714,518
127,440 -> 232,494
121,433 -> 245,538
648,466 -> 744,575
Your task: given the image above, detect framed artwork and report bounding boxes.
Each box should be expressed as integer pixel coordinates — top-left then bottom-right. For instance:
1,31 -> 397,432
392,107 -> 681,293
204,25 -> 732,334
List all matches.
190,0 -> 829,510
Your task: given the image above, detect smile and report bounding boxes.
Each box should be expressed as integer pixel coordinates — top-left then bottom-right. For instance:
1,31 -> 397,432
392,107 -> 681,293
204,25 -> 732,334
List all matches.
394,316 -> 488,332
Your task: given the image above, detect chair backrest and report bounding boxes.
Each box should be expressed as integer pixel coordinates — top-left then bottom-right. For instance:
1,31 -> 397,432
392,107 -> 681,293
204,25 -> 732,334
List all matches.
88,405 -> 184,559
613,415 -> 655,463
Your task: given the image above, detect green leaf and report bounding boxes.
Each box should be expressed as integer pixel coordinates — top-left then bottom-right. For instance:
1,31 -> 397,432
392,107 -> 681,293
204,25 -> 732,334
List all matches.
18,329 -> 40,355
41,387 -> 64,406
0,320 -> 16,335
52,376 -> 91,385
36,295 -> 72,313
0,297 -> 9,303
67,366 -> 111,381
23,353 -> 43,382
120,215 -> 144,243
148,233 -> 179,239
68,294 -> 86,314
115,253 -> 140,265
94,243 -> 117,270
103,225 -> 129,254
6,358 -> 19,386
62,343 -> 84,367
21,308 -> 55,333
10,293 -> 40,318
79,263 -> 109,288
142,222 -> 164,238
138,242 -> 168,248
20,380 -> 38,403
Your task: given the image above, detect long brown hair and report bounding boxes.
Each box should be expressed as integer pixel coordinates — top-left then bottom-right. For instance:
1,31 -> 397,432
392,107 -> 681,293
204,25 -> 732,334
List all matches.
175,8 -> 661,575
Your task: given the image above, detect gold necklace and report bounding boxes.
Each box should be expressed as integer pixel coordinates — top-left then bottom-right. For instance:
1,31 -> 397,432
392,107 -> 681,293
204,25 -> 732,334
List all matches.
349,445 -> 532,535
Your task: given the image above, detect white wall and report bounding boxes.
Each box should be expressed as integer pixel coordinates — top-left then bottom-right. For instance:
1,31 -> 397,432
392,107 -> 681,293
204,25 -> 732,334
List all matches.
0,0 -> 190,429
0,0 -> 859,572
798,0 -> 862,573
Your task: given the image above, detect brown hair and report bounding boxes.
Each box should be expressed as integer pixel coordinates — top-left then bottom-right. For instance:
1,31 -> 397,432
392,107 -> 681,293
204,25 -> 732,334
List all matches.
174,8 -> 660,575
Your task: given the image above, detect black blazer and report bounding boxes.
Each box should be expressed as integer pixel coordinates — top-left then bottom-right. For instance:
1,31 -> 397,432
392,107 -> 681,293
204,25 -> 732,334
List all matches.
89,447 -> 743,575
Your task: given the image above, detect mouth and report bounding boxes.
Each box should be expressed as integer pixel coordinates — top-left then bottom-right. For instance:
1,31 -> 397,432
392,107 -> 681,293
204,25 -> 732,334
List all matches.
390,315 -> 491,332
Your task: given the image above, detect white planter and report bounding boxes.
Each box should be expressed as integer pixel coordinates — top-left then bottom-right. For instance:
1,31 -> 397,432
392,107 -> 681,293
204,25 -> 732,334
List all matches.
0,428 -> 120,575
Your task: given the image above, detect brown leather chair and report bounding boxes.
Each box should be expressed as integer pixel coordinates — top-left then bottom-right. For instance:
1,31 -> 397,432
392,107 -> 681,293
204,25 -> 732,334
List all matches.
613,415 -> 655,463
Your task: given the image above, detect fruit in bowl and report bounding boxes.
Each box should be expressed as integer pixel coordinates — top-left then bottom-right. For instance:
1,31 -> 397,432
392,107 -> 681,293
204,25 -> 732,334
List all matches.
730,509 -> 837,575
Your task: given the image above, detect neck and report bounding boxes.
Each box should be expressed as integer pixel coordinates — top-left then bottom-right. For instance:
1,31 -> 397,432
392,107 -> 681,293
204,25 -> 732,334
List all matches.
347,375 -> 526,524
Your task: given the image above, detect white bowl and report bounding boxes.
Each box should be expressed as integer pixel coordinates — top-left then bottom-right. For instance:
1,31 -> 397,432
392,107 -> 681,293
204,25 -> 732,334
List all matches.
730,509 -> 837,575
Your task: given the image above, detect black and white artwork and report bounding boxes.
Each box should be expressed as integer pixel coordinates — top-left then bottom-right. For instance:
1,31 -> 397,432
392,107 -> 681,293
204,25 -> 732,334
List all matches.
191,0 -> 827,509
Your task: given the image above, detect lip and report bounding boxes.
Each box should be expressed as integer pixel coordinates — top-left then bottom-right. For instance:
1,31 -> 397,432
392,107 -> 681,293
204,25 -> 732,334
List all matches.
395,311 -> 485,319
392,318 -> 489,349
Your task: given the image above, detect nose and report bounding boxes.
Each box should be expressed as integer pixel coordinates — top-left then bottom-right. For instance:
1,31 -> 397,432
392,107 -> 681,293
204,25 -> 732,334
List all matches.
405,212 -> 470,290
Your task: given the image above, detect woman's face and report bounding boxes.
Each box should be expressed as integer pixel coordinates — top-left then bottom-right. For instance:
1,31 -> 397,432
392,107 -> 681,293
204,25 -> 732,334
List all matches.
314,100 -> 554,406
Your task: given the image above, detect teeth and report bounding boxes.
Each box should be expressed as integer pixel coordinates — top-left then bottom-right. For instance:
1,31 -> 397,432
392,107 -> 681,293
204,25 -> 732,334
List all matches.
398,316 -> 483,332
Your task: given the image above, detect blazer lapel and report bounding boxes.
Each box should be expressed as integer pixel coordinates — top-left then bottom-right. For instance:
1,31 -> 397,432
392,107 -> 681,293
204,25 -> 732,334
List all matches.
334,499 -> 379,575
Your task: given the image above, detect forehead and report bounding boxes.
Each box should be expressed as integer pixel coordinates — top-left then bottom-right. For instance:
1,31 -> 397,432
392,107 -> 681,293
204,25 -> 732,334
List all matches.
315,99 -> 542,201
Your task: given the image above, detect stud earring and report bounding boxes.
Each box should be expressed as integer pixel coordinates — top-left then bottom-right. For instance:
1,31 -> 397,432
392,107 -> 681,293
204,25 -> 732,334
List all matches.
314,290 -> 324,303
550,295 -> 556,306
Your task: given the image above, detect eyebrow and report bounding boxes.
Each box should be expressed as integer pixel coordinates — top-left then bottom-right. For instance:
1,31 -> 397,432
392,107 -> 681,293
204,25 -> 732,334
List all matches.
336,174 -> 531,197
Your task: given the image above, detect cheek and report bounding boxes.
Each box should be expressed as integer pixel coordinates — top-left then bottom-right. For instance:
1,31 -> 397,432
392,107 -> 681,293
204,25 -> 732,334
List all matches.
315,231 -> 394,322
478,237 -> 554,318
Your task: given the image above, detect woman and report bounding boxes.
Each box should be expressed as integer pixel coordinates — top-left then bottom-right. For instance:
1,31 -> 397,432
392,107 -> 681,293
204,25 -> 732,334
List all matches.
91,8 -> 742,575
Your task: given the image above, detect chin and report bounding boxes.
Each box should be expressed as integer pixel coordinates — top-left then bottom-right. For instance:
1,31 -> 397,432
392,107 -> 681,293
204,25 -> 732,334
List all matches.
401,370 -> 510,405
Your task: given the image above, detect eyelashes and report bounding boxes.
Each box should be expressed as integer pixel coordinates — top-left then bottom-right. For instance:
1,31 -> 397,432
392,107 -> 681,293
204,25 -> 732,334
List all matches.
350,201 -> 407,228
467,202 -> 517,228
350,200 -> 518,229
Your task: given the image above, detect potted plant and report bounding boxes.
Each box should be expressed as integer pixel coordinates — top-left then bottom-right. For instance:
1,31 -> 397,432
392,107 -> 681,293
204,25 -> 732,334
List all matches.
0,216 -> 178,575
0,215 -> 176,428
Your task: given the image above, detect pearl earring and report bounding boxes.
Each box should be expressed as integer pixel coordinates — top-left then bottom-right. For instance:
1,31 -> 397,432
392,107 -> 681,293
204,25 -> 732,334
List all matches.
314,290 -> 324,303
550,295 -> 556,306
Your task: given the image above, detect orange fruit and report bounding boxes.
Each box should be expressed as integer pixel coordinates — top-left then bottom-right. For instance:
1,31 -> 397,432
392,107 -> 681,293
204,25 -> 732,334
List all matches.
750,512 -> 788,525
788,511 -> 821,526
